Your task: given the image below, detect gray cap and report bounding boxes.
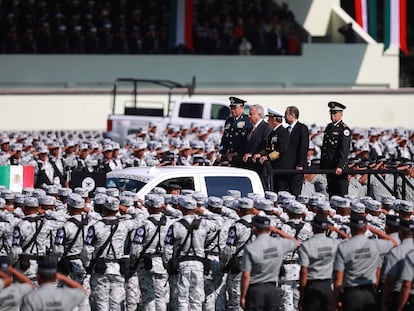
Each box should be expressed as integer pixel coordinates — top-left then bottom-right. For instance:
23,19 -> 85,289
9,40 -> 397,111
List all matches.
32,188 -> 46,199
106,188 -> 120,197
0,198 -> 5,208
22,187 -> 34,195
151,187 -> 167,195
39,195 -> 56,206
178,195 -> 197,210
24,196 -> 39,208
344,194 -> 359,204
58,188 -> 72,197
1,190 -> 14,200
288,201 -> 306,214
277,191 -> 295,204
104,196 -> 120,211
264,191 -> 278,203
334,197 -> 351,209
103,144 -> 113,152
14,193 -> 26,204
247,193 -> 261,200
365,199 -> 381,212
181,189 -> 195,196
237,197 -> 254,209
207,196 -> 223,209
45,185 -> 59,195
351,202 -> 366,214
227,190 -> 241,199
93,194 -> 107,205
381,195 -> 396,206
257,198 -> 274,212
315,200 -> 331,212
398,200 -> 414,213
163,193 -> 174,204
222,195 -> 236,209
94,187 -> 107,196
297,194 -> 310,204
68,193 -> 85,209
120,195 -> 134,207
145,194 -> 165,208
74,187 -> 89,198
193,191 -> 207,205
309,194 -> 324,207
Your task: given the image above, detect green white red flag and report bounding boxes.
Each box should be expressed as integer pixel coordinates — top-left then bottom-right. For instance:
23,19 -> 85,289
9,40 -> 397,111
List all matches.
354,0 -> 378,40
0,166 -> 35,192
383,0 -> 408,54
169,0 -> 194,51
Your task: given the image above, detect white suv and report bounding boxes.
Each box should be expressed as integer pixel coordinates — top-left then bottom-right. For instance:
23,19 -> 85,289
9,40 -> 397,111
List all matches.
106,166 -> 265,199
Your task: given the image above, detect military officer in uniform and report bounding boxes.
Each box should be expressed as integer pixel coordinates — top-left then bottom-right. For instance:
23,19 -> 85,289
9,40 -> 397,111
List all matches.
333,214 -> 397,311
20,258 -> 87,311
240,215 -> 298,311
381,219 -> 414,311
320,101 -> 352,197
397,248 -> 414,310
298,214 -> 341,311
255,108 -> 290,192
217,96 -> 252,167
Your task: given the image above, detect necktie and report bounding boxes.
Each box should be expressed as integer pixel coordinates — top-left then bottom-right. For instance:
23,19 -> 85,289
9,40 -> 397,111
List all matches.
248,126 -> 256,139
287,126 -> 292,135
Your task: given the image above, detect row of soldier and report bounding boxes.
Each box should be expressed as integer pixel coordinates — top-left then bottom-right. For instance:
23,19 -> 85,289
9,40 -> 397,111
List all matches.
0,182 -> 414,310
0,124 -> 224,189
0,97 -> 413,197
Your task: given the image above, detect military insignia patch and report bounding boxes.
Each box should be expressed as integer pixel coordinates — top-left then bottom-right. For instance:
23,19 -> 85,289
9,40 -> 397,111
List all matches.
226,226 -> 237,246
85,226 -> 95,245
237,121 -> 245,128
54,228 -> 66,245
12,227 -> 21,246
132,227 -> 145,244
164,226 -> 174,244
343,129 -> 350,136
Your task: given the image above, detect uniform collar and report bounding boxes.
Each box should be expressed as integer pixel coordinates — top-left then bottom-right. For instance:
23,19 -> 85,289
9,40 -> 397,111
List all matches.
273,124 -> 282,131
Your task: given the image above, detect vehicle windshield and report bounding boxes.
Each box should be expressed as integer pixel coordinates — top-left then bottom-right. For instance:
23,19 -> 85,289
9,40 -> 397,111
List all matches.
106,177 -> 146,193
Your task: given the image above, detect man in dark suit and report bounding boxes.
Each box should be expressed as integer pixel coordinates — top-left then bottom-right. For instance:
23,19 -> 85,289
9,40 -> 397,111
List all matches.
242,104 -> 272,173
320,101 -> 352,197
284,106 -> 309,197
255,108 -> 290,192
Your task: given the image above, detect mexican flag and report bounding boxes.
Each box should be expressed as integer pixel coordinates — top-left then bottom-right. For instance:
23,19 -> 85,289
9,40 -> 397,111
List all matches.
0,166 -> 35,192
169,0 -> 193,51
384,0 -> 408,54
354,0 -> 378,40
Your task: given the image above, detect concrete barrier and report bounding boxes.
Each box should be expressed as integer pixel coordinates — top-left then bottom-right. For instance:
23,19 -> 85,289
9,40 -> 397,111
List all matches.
1,88 -> 413,131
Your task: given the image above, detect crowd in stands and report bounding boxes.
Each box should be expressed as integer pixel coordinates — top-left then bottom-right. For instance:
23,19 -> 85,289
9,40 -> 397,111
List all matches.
0,0 -> 302,55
